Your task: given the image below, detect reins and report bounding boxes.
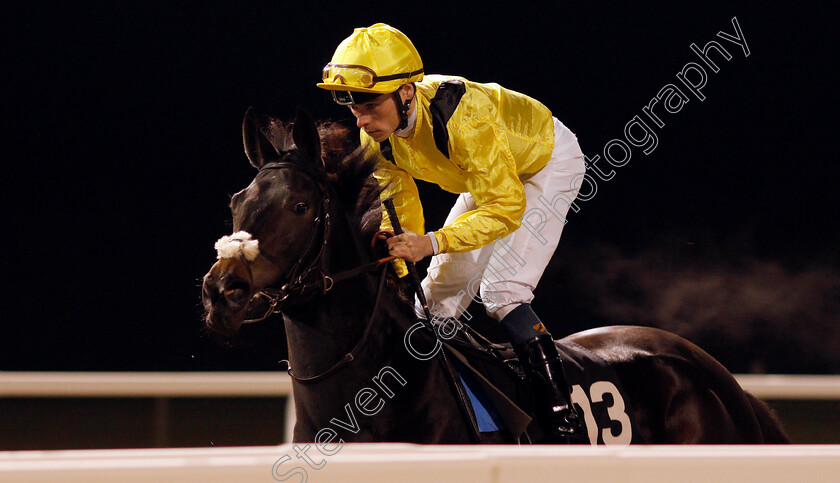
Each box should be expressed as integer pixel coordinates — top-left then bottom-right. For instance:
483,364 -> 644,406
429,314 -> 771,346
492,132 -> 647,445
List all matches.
285,262 -> 390,384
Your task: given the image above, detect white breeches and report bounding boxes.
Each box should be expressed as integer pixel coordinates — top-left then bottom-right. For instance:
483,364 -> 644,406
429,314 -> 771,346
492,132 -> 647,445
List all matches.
420,117 -> 585,322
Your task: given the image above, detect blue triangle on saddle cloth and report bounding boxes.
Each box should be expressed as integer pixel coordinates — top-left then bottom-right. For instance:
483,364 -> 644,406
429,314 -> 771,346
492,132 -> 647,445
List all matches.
452,358 -> 506,432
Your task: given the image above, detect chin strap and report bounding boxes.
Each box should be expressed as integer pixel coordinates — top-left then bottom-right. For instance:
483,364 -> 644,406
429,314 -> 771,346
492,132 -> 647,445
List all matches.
394,90 -> 413,130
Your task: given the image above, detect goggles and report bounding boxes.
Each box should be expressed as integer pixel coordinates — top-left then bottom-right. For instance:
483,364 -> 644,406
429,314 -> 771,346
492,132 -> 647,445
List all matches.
322,63 -> 423,105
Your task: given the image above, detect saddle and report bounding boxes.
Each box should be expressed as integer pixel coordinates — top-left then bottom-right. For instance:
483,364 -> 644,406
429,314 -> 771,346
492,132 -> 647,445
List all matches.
441,326 -> 636,445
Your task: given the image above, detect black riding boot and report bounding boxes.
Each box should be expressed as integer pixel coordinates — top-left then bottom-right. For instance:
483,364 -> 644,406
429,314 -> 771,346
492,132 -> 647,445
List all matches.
514,334 -> 589,444
501,305 -> 588,444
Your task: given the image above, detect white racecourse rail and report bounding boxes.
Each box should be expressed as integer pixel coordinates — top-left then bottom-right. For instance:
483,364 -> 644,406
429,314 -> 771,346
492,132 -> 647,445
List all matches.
1,372 -> 840,445
1,373 -> 840,482
3,372 -> 840,399
1,445 -> 840,482
0,371 -> 840,446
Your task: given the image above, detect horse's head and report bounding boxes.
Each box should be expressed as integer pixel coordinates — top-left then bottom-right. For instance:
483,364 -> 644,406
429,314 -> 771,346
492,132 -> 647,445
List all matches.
202,107 -> 328,335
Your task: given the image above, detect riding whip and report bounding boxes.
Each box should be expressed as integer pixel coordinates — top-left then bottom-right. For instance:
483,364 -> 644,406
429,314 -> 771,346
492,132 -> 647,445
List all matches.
382,198 -> 435,323
382,197 -> 482,442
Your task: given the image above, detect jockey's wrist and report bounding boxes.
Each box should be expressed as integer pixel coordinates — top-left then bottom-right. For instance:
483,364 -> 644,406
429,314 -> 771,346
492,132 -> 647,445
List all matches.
426,232 -> 439,256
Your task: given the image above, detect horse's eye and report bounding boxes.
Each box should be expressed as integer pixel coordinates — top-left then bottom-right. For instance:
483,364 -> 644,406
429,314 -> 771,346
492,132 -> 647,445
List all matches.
293,202 -> 309,215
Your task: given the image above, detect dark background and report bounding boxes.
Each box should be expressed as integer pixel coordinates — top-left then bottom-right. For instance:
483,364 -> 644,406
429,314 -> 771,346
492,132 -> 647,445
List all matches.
4,1 -> 838,373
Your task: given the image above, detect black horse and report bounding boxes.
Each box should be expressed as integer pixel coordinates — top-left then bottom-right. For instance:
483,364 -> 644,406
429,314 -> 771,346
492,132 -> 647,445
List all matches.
202,108 -> 789,445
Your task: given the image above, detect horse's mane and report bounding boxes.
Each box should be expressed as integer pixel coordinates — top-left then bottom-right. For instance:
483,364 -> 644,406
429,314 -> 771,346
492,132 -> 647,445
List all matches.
264,117 -> 383,241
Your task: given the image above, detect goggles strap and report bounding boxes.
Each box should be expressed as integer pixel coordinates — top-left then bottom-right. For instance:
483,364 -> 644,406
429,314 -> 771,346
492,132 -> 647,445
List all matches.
375,67 -> 424,83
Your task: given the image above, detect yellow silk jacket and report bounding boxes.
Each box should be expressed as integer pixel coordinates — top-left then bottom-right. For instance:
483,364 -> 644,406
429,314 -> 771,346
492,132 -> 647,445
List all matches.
365,74 -> 556,257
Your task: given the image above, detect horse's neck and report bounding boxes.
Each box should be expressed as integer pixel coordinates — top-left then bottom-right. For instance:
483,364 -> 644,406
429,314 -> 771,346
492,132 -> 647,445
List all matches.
283,214 -> 467,441
282,217 -> 379,371
286,292 -> 468,442
283,207 -> 410,376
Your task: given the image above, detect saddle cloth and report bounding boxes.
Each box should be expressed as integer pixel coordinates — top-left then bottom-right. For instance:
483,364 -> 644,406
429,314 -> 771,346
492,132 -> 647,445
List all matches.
445,335 -> 637,445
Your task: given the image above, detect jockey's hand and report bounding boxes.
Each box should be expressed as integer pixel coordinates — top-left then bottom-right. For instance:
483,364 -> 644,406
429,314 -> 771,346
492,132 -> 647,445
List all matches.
386,230 -> 434,263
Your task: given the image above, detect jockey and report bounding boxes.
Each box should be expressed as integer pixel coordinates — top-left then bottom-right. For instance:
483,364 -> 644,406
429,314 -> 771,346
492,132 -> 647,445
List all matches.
317,23 -> 587,444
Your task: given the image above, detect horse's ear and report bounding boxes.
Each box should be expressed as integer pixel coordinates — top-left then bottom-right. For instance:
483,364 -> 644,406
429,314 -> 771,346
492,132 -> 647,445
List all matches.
292,106 -> 324,172
242,106 -> 280,169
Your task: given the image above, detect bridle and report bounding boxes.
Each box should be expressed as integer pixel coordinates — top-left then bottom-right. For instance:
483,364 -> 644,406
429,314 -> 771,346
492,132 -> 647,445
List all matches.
238,160 -> 333,323
217,157 -> 481,441
228,159 -> 395,383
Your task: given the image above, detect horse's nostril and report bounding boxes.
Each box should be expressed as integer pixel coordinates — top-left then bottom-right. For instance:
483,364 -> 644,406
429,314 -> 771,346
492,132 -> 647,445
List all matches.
223,280 -> 250,307
202,275 -> 250,309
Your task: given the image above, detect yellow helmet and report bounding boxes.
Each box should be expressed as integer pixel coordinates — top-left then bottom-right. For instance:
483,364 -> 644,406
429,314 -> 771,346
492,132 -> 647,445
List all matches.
317,23 -> 423,105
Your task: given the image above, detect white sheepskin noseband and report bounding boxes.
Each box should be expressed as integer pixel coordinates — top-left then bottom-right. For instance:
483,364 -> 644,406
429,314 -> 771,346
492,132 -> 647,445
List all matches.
215,231 -> 260,261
